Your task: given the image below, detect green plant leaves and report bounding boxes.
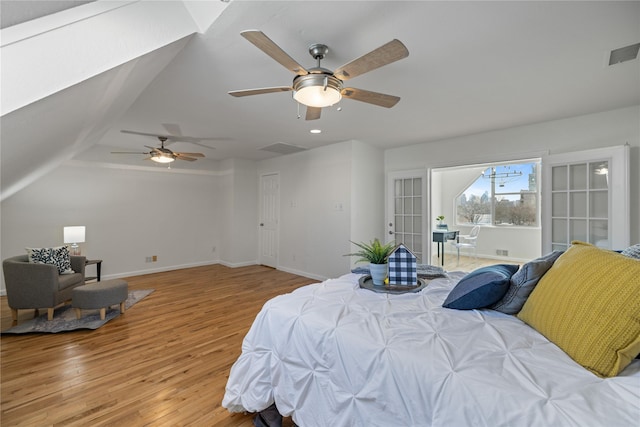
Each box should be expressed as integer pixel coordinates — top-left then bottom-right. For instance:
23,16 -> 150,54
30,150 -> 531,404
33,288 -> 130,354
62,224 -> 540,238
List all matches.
344,238 -> 395,264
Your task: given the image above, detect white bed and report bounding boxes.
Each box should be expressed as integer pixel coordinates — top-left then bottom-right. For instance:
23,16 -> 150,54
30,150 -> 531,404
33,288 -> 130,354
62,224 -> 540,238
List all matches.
223,271 -> 640,426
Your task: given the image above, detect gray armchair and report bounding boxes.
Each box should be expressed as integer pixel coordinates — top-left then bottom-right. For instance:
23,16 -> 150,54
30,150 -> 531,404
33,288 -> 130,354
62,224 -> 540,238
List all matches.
3,255 -> 86,322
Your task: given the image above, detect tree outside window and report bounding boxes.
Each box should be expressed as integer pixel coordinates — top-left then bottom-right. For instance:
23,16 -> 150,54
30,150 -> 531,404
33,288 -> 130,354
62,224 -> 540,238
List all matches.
456,162 -> 539,227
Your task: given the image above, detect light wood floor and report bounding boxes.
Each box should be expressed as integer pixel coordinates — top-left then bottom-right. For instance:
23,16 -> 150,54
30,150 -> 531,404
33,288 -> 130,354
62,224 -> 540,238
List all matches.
0,258 -> 512,426
1,264 -> 316,426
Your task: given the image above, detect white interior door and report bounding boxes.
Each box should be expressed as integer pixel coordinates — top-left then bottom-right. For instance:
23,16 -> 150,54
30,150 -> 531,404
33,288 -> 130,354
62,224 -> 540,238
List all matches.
542,145 -> 630,253
259,173 -> 279,268
387,170 -> 427,263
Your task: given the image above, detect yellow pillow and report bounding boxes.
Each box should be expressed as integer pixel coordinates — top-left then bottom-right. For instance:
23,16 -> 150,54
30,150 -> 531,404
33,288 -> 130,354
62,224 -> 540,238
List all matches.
518,241 -> 640,377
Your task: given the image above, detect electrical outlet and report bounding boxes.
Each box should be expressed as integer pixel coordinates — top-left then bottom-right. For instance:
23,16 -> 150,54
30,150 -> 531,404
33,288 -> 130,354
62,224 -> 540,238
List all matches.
145,256 -> 152,263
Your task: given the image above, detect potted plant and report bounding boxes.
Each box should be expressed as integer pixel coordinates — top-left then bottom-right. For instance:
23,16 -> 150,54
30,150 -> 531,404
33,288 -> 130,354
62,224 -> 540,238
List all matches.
436,215 -> 448,230
345,238 -> 395,285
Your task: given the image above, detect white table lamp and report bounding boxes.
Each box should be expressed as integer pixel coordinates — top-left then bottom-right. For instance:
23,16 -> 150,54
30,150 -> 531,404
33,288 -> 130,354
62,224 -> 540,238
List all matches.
64,226 -> 85,255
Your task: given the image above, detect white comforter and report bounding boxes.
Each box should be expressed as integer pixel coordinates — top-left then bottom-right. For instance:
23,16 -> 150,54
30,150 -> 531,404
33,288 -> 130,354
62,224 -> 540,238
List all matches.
223,272 -> 640,426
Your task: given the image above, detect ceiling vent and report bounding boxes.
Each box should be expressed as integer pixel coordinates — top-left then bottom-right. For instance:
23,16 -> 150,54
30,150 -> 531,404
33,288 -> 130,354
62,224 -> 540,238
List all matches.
608,43 -> 640,66
259,142 -> 307,155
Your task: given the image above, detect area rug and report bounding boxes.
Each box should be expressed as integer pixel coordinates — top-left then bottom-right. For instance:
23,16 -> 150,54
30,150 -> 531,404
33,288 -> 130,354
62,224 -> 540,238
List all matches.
1,289 -> 154,334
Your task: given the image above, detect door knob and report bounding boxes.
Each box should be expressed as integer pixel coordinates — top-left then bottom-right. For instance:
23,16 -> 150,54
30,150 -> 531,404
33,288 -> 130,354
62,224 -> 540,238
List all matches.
389,231 -> 394,235
260,223 -> 264,226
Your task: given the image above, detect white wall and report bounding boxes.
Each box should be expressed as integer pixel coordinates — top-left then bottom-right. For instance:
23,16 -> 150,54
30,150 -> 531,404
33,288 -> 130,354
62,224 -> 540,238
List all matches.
218,158 -> 258,266
386,106 -> 640,246
350,140 -> 385,263
1,162 -> 221,292
257,141 -> 359,280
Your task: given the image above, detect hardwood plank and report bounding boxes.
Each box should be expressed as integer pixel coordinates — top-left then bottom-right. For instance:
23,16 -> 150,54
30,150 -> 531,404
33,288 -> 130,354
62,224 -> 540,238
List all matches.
1,264 -> 315,426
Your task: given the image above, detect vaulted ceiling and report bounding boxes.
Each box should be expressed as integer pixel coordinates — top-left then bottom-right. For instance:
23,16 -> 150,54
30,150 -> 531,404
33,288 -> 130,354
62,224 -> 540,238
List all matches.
2,1 -> 639,201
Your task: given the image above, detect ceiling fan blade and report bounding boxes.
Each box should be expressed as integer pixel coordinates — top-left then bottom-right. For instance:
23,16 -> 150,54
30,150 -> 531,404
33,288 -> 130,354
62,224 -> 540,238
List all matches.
122,129 -> 224,144
111,151 -> 150,154
228,86 -> 293,97
175,154 -> 198,161
341,87 -> 401,108
334,39 -> 409,81
305,107 -> 322,121
182,141 -> 216,150
241,30 -> 308,76
175,152 -> 205,157
162,123 -> 182,136
121,129 -> 164,138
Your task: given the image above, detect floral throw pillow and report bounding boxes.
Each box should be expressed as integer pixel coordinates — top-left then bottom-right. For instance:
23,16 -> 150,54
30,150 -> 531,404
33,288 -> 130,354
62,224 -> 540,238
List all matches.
26,245 -> 75,275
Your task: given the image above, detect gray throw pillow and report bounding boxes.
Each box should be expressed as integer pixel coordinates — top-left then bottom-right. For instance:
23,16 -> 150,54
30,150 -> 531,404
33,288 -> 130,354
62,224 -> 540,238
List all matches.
491,251 -> 563,315
621,243 -> 640,259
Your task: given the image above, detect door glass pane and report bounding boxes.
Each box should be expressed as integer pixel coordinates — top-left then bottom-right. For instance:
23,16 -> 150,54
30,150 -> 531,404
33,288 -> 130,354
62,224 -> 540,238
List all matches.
570,219 -> 587,241
404,179 -> 413,196
395,180 -> 402,196
404,198 -> 413,214
395,198 -> 402,213
552,193 -> 567,217
413,178 -> 421,195
414,197 -> 422,214
589,220 -> 608,247
395,216 -> 403,232
414,217 -> 422,233
404,217 -> 413,233
570,164 -> 587,190
395,233 -> 404,244
590,192 -> 608,218
570,192 -> 587,217
552,166 -> 567,190
552,219 -> 567,242
414,240 -> 422,261
590,162 -> 609,189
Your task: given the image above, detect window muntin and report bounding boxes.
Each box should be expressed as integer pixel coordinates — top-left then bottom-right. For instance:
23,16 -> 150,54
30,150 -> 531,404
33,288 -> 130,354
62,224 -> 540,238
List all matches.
456,162 -> 539,227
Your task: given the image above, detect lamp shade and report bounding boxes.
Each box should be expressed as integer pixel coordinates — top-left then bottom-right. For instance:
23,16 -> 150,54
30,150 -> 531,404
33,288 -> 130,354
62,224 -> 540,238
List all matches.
64,226 -> 85,244
292,73 -> 343,108
151,153 -> 175,163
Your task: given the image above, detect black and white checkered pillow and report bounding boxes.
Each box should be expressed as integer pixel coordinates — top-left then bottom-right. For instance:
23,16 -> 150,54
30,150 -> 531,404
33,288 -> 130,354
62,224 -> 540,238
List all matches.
26,245 -> 75,274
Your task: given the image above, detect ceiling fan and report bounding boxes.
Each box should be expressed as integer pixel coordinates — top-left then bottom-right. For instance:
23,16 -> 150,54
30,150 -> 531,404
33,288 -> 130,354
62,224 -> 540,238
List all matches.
229,30 -> 409,120
112,130 -> 207,163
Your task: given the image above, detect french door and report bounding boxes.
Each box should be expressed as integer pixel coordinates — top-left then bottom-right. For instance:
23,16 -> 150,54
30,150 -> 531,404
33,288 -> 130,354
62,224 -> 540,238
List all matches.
542,145 -> 630,253
387,170 -> 428,262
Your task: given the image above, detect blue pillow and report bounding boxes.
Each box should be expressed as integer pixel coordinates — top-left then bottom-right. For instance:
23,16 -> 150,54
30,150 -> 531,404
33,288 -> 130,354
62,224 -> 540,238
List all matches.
443,264 -> 519,310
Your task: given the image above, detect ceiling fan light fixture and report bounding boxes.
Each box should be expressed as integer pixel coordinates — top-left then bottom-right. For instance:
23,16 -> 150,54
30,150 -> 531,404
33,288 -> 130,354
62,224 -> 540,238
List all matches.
151,152 -> 175,163
293,74 -> 342,108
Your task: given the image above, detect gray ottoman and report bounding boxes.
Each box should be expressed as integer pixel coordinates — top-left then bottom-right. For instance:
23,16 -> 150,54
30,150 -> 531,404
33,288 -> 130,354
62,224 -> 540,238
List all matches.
72,279 -> 129,320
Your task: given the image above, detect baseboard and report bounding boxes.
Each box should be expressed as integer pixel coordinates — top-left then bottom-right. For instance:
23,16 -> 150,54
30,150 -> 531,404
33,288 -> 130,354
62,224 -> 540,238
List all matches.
218,260 -> 258,268
101,260 -> 220,281
276,266 -> 326,282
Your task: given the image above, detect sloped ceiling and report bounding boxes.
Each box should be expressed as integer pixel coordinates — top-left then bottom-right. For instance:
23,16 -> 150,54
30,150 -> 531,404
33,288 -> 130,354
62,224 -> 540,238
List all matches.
2,1 -> 639,201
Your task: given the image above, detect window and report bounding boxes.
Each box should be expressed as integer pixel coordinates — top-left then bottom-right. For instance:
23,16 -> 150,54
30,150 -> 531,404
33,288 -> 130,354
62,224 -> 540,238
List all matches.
455,162 -> 539,227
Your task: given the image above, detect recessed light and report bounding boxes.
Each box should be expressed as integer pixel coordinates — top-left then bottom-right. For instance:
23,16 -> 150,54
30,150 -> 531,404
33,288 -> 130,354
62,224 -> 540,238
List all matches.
310,129 -> 321,134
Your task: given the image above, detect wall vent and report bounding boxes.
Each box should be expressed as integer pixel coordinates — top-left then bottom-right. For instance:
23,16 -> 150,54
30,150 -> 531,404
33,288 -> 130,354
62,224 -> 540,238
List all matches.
496,249 -> 509,256
259,142 -> 307,155
608,43 -> 640,66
